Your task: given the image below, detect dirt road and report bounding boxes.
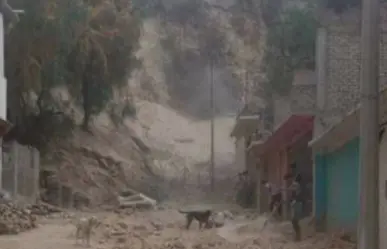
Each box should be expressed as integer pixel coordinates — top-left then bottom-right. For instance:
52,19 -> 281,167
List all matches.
0,208 -> 257,249
0,222 -> 76,249
0,208 -> 355,249
0,209 -> 225,249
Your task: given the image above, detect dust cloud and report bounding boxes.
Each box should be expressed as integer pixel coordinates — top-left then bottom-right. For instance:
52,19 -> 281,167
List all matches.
127,1 -> 242,181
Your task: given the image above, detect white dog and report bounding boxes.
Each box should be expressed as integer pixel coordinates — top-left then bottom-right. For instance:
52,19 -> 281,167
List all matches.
75,216 -> 100,247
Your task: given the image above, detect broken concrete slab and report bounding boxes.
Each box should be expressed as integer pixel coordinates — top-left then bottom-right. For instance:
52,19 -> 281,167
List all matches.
118,191 -> 156,209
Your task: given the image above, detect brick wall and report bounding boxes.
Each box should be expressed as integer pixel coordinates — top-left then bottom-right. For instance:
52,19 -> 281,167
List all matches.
325,29 -> 361,115
318,5 -> 387,130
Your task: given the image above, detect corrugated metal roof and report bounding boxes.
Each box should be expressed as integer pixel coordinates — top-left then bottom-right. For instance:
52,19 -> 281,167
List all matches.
259,115 -> 314,153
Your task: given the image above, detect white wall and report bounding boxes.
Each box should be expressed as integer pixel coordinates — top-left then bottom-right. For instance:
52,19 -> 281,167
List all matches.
0,14 -> 6,190
0,14 -> 5,121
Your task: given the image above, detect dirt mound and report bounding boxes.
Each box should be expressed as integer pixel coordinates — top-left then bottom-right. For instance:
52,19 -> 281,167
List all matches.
0,203 -> 37,234
38,94 -> 236,210
42,123 -> 169,208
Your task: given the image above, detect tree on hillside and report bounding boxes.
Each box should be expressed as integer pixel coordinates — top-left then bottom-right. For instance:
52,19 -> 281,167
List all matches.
262,7 -> 317,96
67,0 -> 141,130
5,0 -> 141,150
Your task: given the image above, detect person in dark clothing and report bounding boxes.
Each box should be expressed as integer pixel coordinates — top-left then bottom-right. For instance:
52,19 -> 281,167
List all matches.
289,174 -> 303,241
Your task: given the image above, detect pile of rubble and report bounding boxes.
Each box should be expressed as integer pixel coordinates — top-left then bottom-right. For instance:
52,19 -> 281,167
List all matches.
0,203 -> 37,234
260,231 -> 356,249
161,238 -> 186,249
311,232 -> 356,249
26,202 -> 63,216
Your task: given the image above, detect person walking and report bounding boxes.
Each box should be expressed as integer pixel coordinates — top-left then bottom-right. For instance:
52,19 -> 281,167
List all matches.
262,180 -> 282,218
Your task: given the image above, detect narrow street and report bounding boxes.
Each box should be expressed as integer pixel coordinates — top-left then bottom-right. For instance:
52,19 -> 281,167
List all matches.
0,207 -> 356,249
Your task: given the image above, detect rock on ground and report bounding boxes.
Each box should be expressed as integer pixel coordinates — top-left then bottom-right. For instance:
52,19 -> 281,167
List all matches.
0,203 -> 37,234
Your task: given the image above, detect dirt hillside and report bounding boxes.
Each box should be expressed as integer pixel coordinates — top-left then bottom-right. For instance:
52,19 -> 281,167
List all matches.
42,94 -> 237,207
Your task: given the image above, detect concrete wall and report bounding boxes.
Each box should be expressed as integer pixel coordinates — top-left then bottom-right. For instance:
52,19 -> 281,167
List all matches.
235,137 -> 246,172
246,148 -> 258,207
2,141 -> 40,203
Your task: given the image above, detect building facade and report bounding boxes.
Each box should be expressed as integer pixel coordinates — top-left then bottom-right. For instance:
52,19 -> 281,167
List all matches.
311,86 -> 387,233
315,5 -> 387,137
0,10 -> 15,189
258,115 -> 314,218
312,3 -> 387,235
379,126 -> 387,249
230,104 -> 261,207
313,136 -> 360,231
254,69 -> 316,218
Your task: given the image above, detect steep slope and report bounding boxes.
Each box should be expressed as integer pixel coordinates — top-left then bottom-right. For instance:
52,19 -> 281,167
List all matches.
42,90 -> 236,206
37,0 -> 266,206
129,101 -> 235,170
128,0 -> 266,115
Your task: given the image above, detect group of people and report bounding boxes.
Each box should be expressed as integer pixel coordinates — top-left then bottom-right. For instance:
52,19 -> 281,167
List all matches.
262,172 -> 305,241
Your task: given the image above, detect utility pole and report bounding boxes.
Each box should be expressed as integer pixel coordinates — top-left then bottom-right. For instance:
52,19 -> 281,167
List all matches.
209,58 -> 215,192
244,69 -> 248,104
359,0 -> 380,247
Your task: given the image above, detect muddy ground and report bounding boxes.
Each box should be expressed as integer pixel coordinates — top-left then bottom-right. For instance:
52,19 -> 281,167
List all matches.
0,205 -> 356,249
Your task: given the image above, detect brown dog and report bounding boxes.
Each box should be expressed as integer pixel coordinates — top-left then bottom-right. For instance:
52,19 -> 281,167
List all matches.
179,210 -> 212,230
75,216 -> 101,247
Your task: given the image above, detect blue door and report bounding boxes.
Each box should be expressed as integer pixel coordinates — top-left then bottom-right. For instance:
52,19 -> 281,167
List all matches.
325,138 -> 359,230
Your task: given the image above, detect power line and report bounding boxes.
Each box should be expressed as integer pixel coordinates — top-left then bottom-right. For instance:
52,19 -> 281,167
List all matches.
209,58 -> 215,192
